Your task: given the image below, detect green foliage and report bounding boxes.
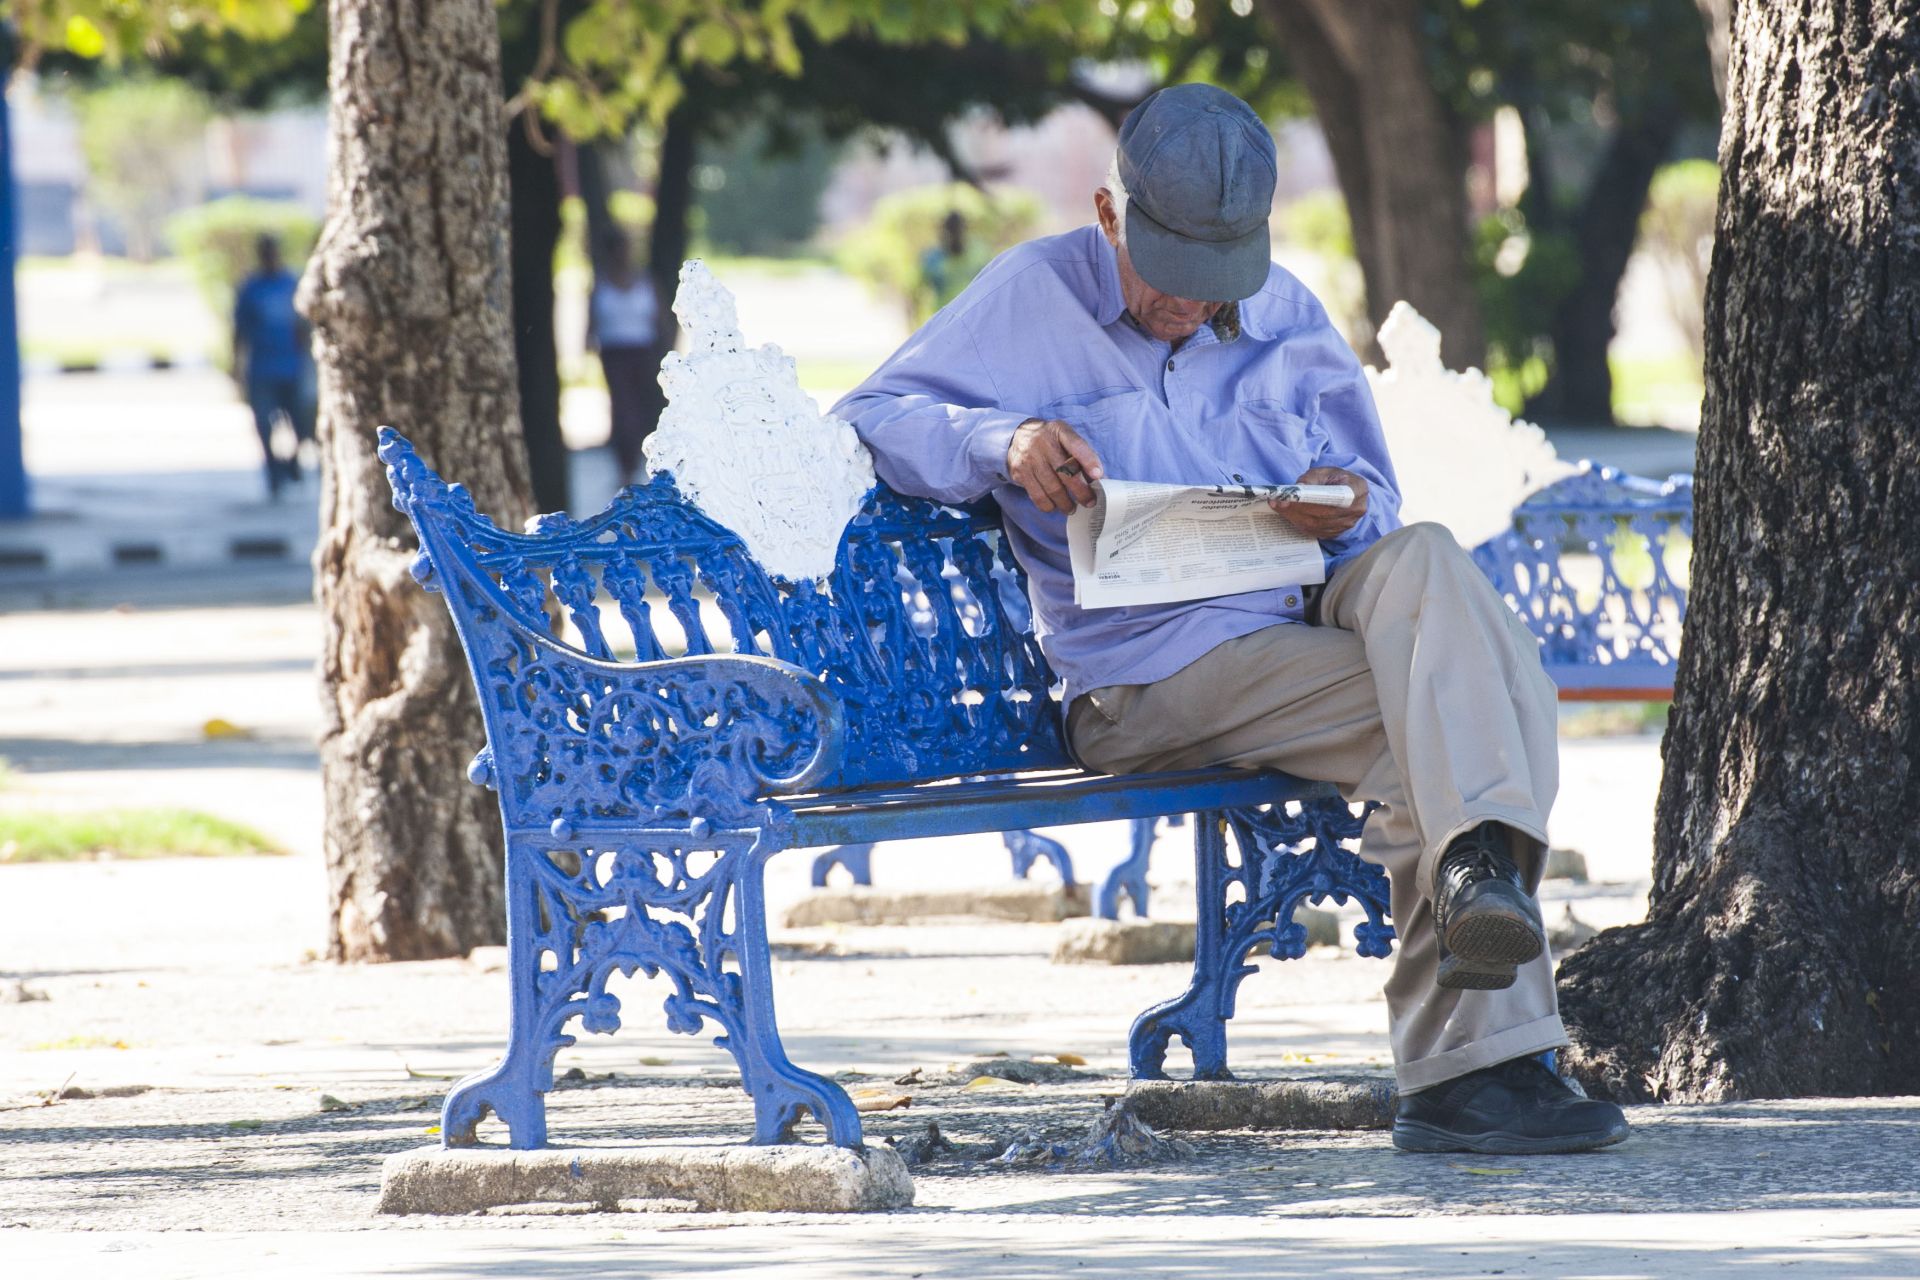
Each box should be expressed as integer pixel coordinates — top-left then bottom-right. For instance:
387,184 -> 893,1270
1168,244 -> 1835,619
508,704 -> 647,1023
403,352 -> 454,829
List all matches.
14,0 -> 312,63
1472,208 -> 1580,411
166,196 -> 319,323
1276,190 -> 1366,342
555,192 -> 656,276
835,182 -> 1042,324
694,119 -> 840,256
0,808 -> 285,863
73,76 -> 210,260
1639,160 -> 1720,364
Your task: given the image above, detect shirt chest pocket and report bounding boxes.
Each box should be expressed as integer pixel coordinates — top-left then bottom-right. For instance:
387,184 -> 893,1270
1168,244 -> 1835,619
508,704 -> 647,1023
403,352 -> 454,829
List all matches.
1231,397 -> 1327,484
1043,388 -> 1238,488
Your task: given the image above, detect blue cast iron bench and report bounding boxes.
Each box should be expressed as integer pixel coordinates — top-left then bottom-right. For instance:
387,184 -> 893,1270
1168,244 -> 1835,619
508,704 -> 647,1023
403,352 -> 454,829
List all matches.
381,428 -> 1689,1151
823,467 -> 1696,923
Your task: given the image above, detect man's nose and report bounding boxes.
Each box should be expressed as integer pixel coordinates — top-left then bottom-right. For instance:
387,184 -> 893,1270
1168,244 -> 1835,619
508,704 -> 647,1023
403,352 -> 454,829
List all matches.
1166,295 -> 1213,321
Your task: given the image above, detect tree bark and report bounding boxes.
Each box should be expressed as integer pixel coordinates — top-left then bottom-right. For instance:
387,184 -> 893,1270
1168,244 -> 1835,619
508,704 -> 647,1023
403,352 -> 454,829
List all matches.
1557,1 -> 1920,1101
1527,103 -> 1679,425
300,0 -> 533,962
1260,0 -> 1487,368
508,109 -> 569,513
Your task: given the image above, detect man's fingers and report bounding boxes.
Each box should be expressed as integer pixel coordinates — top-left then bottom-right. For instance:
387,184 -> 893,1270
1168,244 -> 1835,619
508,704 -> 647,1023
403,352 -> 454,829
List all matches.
1028,464 -> 1071,514
1056,426 -> 1105,482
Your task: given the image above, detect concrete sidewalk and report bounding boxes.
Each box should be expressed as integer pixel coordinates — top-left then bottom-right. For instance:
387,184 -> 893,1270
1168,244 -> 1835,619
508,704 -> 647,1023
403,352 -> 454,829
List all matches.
5,589 -> 1916,1278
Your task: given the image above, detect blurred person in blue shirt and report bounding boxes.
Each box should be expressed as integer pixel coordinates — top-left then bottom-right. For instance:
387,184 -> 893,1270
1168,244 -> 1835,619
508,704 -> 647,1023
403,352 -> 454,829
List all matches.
233,235 -> 316,499
835,84 -> 1630,1157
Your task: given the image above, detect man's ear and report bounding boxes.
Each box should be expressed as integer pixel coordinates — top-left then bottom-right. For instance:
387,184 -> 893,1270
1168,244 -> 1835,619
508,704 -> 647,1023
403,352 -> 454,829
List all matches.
1093,189 -> 1121,246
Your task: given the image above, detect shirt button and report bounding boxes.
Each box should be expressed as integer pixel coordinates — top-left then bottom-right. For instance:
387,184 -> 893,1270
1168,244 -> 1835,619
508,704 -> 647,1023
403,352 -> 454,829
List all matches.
1166,359 -> 1175,371
1286,595 -> 1299,607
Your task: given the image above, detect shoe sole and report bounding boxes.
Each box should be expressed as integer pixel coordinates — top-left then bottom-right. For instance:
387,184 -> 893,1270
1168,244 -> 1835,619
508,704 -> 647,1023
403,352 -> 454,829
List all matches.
1437,889 -> 1545,991
1391,1118 -> 1631,1155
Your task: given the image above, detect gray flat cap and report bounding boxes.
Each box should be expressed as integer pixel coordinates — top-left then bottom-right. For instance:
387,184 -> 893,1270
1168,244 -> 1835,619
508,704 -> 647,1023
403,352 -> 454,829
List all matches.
1117,84 -> 1278,302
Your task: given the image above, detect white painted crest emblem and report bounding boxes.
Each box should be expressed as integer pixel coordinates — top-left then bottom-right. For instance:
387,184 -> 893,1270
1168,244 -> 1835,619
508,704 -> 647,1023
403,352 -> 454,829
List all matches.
1365,302 -> 1578,548
642,260 -> 877,582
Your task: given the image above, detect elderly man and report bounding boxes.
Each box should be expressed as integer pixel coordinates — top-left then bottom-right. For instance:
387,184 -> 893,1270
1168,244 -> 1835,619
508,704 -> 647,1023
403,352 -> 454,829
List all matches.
833,85 -> 1627,1155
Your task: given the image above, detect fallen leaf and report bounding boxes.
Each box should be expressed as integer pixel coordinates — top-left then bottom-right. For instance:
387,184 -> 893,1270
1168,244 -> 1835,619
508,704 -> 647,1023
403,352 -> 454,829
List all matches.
964,1076 -> 1026,1092
852,1092 -> 913,1113
1047,1053 -> 1088,1066
317,1094 -> 353,1113
1453,1165 -> 1521,1176
402,1063 -> 454,1081
424,1124 -> 442,1136
201,718 -> 252,740
226,1119 -> 264,1131
638,1056 -> 672,1067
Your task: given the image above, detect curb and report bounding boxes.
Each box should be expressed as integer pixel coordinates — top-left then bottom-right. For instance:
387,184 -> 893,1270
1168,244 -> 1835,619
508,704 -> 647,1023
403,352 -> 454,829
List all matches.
378,1144 -> 915,1215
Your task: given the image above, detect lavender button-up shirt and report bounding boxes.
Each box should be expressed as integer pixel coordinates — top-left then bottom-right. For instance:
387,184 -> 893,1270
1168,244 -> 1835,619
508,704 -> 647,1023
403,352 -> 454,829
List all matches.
833,224 -> 1402,703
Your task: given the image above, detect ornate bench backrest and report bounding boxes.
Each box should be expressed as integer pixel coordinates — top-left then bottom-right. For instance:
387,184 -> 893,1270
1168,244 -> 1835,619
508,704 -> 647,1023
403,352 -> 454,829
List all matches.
380,434 -> 1071,817
1471,467 -> 1693,695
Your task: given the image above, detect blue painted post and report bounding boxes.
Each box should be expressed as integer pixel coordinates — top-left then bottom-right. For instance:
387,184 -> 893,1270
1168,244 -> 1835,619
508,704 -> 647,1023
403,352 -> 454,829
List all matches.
0,54 -> 27,520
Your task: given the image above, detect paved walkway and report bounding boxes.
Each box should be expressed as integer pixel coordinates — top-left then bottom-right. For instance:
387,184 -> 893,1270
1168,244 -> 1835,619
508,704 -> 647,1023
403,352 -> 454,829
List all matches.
4,582 -> 1917,1275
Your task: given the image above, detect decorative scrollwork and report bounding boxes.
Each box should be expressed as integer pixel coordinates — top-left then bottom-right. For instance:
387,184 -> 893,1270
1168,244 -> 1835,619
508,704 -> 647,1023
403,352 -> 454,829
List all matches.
378,429 -> 1070,813
1473,465 -> 1693,692
442,831 -> 861,1150
1129,795 -> 1393,1081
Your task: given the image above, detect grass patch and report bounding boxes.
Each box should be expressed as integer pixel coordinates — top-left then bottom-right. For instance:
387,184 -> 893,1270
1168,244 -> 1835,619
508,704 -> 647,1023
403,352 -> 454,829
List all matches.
1613,353 -> 1705,427
0,757 -> 13,791
1560,701 -> 1671,738
0,808 -> 285,863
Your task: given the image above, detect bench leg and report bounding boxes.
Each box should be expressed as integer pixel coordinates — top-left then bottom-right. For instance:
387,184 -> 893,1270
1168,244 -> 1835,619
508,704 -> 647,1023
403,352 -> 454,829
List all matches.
1127,798 -> 1394,1082
1097,817 -> 1162,919
1003,829 -> 1076,886
810,842 -> 876,887
1128,812 -> 1235,1079
442,830 -> 862,1150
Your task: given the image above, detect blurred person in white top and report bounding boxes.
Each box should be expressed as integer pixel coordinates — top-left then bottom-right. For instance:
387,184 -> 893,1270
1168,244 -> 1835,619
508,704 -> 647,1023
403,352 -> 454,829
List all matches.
589,231 -> 663,485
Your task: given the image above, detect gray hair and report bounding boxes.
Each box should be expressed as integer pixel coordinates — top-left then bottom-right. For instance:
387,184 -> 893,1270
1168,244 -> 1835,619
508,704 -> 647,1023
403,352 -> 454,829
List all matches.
1103,152 -> 1128,243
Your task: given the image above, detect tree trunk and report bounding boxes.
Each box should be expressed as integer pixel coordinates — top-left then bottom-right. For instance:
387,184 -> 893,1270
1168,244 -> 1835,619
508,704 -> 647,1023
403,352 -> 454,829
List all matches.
1694,0 -> 1731,105
1527,104 -> 1679,425
647,103 -> 698,352
1556,1 -> 1920,1102
1261,0 -> 1487,369
508,110 -> 569,513
300,0 -> 533,962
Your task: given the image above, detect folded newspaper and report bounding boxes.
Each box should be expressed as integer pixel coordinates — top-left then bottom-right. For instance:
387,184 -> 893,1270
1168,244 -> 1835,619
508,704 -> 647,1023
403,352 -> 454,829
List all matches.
1066,479 -> 1354,609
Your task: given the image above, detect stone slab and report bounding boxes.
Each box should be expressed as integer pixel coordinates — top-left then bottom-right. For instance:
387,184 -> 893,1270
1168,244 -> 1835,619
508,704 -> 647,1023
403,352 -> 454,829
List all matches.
377,1144 -> 913,1215
781,880 -> 1090,927
1126,1076 -> 1398,1132
1543,846 -> 1591,881
1052,908 -> 1341,966
1052,918 -> 1195,965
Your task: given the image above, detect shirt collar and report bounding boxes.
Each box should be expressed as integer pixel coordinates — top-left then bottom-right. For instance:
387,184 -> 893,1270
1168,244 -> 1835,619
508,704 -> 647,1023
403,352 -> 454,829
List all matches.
1094,230 -> 1254,345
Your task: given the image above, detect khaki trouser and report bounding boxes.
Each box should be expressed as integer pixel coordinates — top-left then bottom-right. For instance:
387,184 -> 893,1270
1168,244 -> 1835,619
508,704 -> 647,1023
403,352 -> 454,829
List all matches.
1066,522 -> 1567,1091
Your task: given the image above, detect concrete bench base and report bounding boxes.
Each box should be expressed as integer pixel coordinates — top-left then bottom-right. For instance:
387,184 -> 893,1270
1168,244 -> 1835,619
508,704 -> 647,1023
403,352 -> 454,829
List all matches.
782,880 -> 1090,928
1126,1076 -> 1398,1132
1053,908 -> 1342,966
378,1144 -> 913,1215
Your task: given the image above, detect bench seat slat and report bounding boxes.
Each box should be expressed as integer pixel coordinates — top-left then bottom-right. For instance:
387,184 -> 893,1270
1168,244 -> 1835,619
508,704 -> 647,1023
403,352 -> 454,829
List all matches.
782,766 -> 1323,847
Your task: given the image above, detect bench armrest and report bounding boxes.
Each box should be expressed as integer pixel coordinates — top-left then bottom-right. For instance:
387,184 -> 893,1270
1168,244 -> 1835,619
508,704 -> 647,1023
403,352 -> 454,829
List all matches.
473,643 -> 847,830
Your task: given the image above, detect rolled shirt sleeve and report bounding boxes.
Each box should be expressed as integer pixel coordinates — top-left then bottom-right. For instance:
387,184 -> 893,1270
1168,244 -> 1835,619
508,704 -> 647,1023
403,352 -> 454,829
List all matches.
831,308 -> 1030,507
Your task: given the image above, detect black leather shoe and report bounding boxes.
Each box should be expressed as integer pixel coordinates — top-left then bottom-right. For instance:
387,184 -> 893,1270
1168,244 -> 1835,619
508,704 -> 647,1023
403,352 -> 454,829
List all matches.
1393,1055 -> 1630,1154
1433,821 -> 1545,990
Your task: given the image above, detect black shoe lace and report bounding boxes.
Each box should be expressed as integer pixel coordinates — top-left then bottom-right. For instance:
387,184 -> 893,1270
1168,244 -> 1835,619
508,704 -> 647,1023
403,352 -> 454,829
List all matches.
1436,823 -> 1520,927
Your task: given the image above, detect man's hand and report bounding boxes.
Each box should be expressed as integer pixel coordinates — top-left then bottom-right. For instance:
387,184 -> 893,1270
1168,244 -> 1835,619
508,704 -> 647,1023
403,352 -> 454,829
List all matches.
1271,466 -> 1369,539
1008,418 -> 1105,513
